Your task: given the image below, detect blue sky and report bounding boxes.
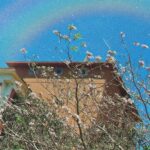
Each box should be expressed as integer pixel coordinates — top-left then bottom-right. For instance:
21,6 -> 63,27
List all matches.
0,0 -> 150,67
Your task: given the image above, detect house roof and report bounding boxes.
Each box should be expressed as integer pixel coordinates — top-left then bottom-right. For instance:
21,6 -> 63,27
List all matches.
6,61 -> 115,70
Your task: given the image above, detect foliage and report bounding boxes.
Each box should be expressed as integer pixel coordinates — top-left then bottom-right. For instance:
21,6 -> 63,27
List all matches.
1,96 -> 78,150
1,24 -> 150,150
144,146 -> 150,150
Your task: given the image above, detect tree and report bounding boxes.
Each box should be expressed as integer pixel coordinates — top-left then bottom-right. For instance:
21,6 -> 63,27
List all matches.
50,25 -> 150,149
1,94 -> 79,150
1,25 -> 149,150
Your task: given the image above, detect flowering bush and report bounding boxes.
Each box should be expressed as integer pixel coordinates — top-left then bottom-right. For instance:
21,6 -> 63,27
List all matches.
1,25 -> 149,150
1,95 -> 78,150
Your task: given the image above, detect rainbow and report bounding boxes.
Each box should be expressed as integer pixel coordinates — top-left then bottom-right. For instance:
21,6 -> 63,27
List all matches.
0,0 -> 150,58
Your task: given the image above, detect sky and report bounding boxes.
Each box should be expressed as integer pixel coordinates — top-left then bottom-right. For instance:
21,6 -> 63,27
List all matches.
0,0 -> 150,67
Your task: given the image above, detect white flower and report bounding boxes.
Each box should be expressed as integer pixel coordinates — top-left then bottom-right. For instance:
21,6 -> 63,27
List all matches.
46,112 -> 52,118
47,67 -> 54,72
139,60 -> 145,67
86,51 -> 93,57
52,30 -> 60,36
29,92 -> 38,99
84,56 -> 90,62
141,44 -> 149,49
62,106 -> 70,113
66,79 -> 70,83
20,48 -> 27,54
68,25 -> 77,30
49,128 -> 56,136
120,31 -> 125,38
62,35 -> 70,41
106,56 -> 116,64
41,71 -> 47,77
95,56 -> 102,62
0,113 -> 2,120
81,42 -> 87,48
29,121 -> 35,126
145,67 -> 150,71
15,81 -> 22,87
127,98 -> 133,104
88,83 -> 96,89
133,42 -> 140,46
126,88 -> 130,93
49,131 -> 56,137
0,108 -> 4,113
64,60 -> 70,65
107,50 -> 116,56
121,67 -> 126,73
84,51 -> 94,62
146,90 -> 150,95
73,114 -> 81,123
41,66 -> 46,69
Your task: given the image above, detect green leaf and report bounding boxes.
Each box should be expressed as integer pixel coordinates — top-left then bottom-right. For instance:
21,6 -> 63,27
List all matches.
73,33 -> 82,40
144,146 -> 150,150
15,114 -> 24,124
70,46 -> 78,51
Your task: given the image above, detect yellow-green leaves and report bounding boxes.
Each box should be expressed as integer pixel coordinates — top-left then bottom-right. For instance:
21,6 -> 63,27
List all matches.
73,33 -> 82,40
70,46 -> 78,51
15,114 -> 25,124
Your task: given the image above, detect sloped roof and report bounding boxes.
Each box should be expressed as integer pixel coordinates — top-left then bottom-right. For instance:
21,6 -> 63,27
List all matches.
6,61 -> 114,70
